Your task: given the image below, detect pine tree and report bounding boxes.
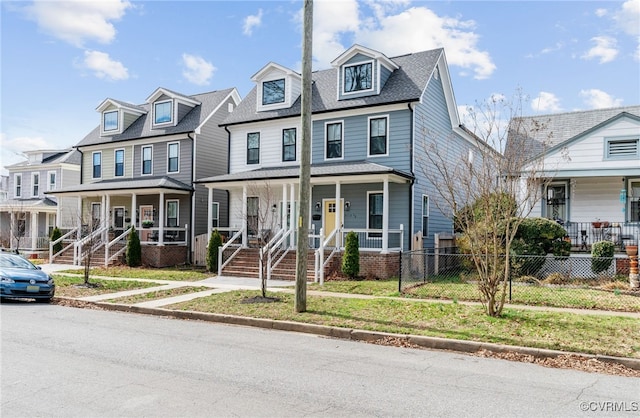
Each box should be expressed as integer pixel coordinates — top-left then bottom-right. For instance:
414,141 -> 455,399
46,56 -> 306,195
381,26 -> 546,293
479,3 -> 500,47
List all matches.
50,226 -> 63,255
207,229 -> 223,273
342,231 -> 360,279
125,226 -> 142,267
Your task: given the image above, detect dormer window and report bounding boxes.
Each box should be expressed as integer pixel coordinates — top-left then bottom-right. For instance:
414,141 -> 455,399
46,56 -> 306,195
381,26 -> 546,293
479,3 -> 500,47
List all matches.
103,111 -> 119,132
154,100 -> 173,125
262,79 -> 285,105
343,61 -> 373,93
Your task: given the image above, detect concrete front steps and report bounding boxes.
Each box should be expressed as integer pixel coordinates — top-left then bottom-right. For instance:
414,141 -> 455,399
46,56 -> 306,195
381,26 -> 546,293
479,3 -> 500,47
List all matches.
221,248 -> 320,281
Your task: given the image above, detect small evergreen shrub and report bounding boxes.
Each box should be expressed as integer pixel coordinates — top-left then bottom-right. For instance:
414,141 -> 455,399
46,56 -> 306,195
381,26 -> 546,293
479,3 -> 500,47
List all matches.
591,240 -> 614,274
125,226 -> 141,267
50,226 -> 63,255
207,229 -> 223,273
342,231 -> 360,279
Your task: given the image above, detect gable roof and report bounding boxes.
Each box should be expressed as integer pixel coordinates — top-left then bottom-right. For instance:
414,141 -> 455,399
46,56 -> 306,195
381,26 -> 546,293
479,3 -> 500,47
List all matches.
76,88 -> 238,148
506,105 -> 640,160
4,149 -> 80,169
222,48 -> 443,126
251,62 -> 301,81
96,98 -> 147,114
330,44 -> 399,71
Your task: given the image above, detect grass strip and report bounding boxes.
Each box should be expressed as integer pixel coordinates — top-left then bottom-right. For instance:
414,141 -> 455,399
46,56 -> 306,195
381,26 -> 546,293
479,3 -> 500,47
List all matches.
53,275 -> 159,298
55,266 -> 212,281
107,286 -> 210,304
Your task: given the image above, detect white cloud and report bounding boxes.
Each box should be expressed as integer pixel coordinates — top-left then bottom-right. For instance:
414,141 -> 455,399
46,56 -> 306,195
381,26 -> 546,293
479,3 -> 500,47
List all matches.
581,36 -> 619,63
312,0 -> 496,79
0,133 -> 50,174
82,50 -> 129,81
182,54 -> 216,86
595,8 -> 608,17
243,9 -> 263,36
531,92 -> 562,113
613,0 -> 640,36
579,89 -> 623,109
26,0 -> 132,48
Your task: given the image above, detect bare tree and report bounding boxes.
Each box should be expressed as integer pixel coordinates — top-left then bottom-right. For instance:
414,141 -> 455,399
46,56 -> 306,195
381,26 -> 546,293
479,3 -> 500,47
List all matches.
418,91 -> 558,316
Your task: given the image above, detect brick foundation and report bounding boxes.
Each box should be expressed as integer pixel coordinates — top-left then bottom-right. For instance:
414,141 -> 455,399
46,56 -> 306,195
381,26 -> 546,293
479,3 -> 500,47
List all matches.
326,251 -> 401,280
142,245 -> 188,268
616,258 -> 630,275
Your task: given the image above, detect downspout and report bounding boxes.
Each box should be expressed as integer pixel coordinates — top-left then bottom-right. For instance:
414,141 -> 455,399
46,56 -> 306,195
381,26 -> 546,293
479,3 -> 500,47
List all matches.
408,102 -> 414,250
188,133 -> 195,264
224,125 -> 232,227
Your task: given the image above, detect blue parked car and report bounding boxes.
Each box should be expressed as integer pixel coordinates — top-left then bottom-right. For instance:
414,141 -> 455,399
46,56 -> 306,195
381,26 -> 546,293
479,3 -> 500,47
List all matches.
0,253 -> 55,303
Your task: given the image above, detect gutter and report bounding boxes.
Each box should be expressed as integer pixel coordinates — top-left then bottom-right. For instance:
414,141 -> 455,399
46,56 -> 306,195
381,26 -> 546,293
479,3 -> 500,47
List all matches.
187,133 -> 195,265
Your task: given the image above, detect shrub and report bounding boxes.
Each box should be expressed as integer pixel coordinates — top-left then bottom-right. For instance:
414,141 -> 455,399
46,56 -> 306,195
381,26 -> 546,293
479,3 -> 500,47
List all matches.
207,229 -> 223,273
510,217 -> 569,276
125,226 -> 141,267
50,226 -> 63,255
342,231 -> 360,279
591,240 -> 615,274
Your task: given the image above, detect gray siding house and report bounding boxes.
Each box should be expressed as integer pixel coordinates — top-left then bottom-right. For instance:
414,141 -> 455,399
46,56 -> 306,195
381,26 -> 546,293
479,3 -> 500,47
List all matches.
49,87 -> 241,267
0,149 -> 80,257
198,45 -> 484,280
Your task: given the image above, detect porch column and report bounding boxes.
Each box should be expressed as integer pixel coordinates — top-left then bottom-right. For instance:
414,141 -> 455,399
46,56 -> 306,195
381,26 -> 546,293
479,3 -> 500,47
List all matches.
131,193 -> 137,229
382,176 -> 389,254
101,195 -> 106,230
242,185 -> 247,247
105,194 -> 111,229
77,197 -> 82,239
31,212 -> 38,250
56,203 -> 61,228
289,182 -> 296,247
335,181 -> 341,248
207,187 -> 213,238
158,192 -> 165,245
9,212 -> 15,249
282,184 -> 287,231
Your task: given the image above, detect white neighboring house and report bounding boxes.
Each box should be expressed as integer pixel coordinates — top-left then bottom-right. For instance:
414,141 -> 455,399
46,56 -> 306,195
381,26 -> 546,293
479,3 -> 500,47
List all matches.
507,106 -> 640,251
0,149 -> 81,257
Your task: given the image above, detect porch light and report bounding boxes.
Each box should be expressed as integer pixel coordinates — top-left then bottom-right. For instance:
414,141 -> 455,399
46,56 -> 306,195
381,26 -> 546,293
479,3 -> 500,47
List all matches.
344,201 -> 350,211
272,204 -> 277,213
314,201 -> 321,212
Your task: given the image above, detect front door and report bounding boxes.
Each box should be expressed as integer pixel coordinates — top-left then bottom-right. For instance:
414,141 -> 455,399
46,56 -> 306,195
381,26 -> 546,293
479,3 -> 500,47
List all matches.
113,207 -> 125,233
139,205 -> 154,241
323,199 -> 343,246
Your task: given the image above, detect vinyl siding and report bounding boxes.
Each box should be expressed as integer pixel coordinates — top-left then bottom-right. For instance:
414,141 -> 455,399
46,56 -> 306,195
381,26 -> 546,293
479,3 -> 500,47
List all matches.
82,146 -> 134,181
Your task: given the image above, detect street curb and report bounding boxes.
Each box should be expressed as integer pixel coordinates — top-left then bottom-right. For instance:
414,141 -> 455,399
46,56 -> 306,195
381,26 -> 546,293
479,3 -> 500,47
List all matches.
69,298 -> 640,372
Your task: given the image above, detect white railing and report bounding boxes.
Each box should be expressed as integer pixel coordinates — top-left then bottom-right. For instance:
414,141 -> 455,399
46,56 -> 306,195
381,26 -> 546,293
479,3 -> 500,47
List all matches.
218,227 -> 245,275
74,226 -> 107,265
265,228 -> 292,281
341,226 -> 404,251
105,226 -> 132,266
49,227 -> 78,263
314,227 -> 341,285
139,227 -> 188,245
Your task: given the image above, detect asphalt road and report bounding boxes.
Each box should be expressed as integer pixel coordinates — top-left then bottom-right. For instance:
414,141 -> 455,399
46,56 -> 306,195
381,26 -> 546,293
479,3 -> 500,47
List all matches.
1,302 -> 638,417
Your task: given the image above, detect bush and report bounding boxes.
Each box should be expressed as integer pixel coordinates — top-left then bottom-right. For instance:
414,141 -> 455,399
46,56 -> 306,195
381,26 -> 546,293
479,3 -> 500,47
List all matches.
50,227 -> 62,255
591,240 -> 615,274
207,229 -> 223,273
510,217 -> 569,276
342,231 -> 360,279
125,226 -> 141,267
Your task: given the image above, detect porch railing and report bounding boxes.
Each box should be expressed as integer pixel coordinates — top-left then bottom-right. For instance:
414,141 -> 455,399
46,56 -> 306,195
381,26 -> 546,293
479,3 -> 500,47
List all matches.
265,228 -> 292,281
105,226 -> 132,266
314,227 -> 341,285
218,227 -> 245,275
49,227 -> 78,263
139,227 -> 187,245
74,226 -> 107,265
562,222 -> 638,250
340,226 -> 404,251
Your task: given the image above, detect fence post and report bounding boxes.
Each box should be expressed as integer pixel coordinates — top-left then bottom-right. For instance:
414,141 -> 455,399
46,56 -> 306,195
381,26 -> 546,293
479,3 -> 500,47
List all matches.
398,251 -> 402,293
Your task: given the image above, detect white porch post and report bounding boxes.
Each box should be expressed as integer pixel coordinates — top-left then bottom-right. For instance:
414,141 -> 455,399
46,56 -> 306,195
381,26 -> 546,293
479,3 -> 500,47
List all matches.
131,193 -> 137,229
105,194 -> 111,228
159,192 -> 165,245
31,212 -> 38,249
282,183 -> 287,231
335,181 -> 341,248
56,203 -> 61,228
382,176 -> 389,254
207,186 -> 213,239
77,197 -> 82,239
242,185 -> 248,248
9,212 -> 15,249
289,182 -> 295,247
101,195 -> 106,225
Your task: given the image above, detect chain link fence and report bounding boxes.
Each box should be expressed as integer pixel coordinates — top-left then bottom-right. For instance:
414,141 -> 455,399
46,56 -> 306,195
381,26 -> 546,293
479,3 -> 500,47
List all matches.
399,249 -> 640,312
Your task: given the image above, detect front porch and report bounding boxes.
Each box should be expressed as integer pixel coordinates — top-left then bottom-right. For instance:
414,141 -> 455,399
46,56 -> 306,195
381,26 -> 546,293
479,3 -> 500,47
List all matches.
0,199 -> 58,259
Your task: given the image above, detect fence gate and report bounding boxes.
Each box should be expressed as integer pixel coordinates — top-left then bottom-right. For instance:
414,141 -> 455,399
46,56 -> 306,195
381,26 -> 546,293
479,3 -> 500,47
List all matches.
193,233 -> 208,266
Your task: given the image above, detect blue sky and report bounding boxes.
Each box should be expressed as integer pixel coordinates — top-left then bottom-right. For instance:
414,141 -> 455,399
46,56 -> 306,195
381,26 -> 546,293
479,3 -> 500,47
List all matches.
1,0 -> 639,174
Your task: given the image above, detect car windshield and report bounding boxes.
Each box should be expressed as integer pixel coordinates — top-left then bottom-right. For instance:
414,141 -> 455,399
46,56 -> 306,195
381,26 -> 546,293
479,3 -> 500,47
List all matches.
0,254 -> 37,270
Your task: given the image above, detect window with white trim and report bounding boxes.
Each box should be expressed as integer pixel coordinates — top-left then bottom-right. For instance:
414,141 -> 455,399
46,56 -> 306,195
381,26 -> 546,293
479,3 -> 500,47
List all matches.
422,195 -> 429,237
114,149 -> 124,177
167,142 -> 179,173
368,192 -> 383,238
166,200 -> 179,227
103,110 -> 118,132
247,133 -> 260,165
282,128 -> 296,162
262,79 -> 285,105
211,202 -> 219,228
544,183 -> 568,222
32,173 -> 39,197
48,171 -> 56,191
154,100 -> 173,125
142,146 -> 152,175
606,138 -> 638,159
630,180 -> 640,222
325,122 -> 343,159
92,152 -> 102,179
368,116 -> 388,156
343,61 -> 373,93
14,174 -> 22,198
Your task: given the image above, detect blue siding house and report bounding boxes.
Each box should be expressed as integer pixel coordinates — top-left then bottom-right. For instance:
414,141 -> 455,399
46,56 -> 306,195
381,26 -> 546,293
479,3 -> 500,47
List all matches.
198,45 -> 482,280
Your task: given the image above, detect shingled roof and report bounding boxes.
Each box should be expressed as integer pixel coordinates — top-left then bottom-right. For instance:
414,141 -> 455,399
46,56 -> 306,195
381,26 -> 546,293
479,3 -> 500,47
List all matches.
505,105 -> 640,160
75,88 -> 237,147
222,48 -> 443,126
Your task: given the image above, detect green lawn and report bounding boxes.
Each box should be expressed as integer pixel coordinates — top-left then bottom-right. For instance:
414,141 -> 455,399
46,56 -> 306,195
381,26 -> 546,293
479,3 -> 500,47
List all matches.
168,290 -> 640,359
107,286 -> 210,304
56,266 -> 212,281
53,275 -> 160,298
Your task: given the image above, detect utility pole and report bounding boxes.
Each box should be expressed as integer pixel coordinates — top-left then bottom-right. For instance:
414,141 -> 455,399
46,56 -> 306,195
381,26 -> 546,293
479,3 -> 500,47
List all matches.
295,0 -> 313,313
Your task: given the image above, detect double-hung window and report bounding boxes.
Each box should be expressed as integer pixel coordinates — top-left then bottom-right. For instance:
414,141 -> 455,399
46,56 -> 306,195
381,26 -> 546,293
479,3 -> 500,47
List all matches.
14,174 -> 21,197
211,202 -> 219,228
114,149 -> 124,177
262,79 -> 285,105
343,61 -> 373,93
368,192 -> 383,238
630,181 -> 640,222
166,200 -> 178,227
282,128 -> 296,162
154,101 -> 172,125
142,146 -> 152,175
369,116 -> 388,156
48,171 -> 56,191
247,133 -> 260,165
422,196 -> 429,237
325,122 -> 343,159
92,152 -> 102,179
32,173 -> 39,197
167,142 -> 179,173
